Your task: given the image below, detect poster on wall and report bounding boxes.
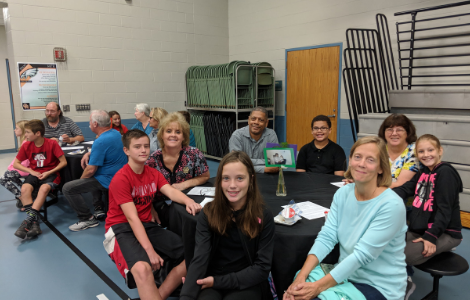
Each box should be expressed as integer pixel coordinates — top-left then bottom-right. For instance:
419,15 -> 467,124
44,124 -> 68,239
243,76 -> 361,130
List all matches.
18,63 -> 60,110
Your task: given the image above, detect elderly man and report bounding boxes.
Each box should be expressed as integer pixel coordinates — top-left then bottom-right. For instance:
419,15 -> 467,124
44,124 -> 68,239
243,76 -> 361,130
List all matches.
229,106 -> 279,173
63,110 -> 127,232
42,102 -> 84,144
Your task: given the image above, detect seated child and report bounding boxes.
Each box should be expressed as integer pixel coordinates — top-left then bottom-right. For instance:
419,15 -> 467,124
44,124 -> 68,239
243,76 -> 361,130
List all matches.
104,129 -> 202,300
109,110 -> 128,135
180,151 -> 275,300
0,120 -> 29,209
393,134 -> 463,298
14,119 -> 67,239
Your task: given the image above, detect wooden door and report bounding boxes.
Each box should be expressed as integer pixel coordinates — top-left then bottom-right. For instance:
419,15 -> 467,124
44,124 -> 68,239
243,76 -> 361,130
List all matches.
286,46 -> 340,147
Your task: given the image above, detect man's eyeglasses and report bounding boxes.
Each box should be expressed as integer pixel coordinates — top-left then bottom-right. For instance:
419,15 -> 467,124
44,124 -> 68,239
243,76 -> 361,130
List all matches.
312,127 -> 329,132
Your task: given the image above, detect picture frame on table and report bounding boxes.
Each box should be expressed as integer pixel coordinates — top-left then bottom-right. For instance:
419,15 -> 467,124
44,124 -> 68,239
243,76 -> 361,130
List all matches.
264,147 -> 296,168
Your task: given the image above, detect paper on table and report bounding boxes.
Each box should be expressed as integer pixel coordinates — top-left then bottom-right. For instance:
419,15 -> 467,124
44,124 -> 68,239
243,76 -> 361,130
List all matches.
200,197 -> 214,208
331,182 -> 346,188
282,201 -> 330,220
82,141 -> 94,145
61,146 -> 85,150
187,186 -> 215,196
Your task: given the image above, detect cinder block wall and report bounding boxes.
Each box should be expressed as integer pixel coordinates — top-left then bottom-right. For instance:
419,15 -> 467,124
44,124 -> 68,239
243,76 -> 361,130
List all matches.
3,0 -> 229,128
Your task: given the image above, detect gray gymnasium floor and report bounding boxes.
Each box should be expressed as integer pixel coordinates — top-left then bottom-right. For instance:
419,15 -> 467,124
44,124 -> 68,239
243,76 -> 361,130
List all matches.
0,152 -> 468,300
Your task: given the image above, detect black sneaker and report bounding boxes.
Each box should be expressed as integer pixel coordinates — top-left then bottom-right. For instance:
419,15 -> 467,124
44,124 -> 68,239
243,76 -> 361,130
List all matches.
93,207 -> 106,220
14,220 -> 32,239
15,198 -> 23,209
27,221 -> 42,238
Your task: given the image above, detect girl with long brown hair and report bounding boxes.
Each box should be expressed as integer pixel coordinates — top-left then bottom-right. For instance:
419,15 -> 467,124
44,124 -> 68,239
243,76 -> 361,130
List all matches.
109,111 -> 128,135
180,151 -> 275,300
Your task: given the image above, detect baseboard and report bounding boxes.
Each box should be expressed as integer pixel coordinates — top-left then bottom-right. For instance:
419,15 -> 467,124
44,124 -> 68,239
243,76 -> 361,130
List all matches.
0,148 -> 17,154
461,211 -> 470,229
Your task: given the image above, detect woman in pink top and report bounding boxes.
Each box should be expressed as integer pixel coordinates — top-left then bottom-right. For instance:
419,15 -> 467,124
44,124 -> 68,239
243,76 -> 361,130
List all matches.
0,121 -> 30,209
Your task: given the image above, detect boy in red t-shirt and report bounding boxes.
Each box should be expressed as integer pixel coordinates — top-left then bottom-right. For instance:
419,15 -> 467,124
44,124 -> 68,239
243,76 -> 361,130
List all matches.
13,119 -> 67,239
104,129 -> 201,300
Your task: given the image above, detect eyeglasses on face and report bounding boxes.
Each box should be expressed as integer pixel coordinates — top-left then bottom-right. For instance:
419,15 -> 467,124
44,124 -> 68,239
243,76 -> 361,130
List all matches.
312,127 -> 329,131
385,127 -> 406,134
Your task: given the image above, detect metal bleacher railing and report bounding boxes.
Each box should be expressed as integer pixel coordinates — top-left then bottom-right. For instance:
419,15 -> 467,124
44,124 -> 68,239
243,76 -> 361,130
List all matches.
395,0 -> 470,89
343,14 -> 398,142
185,61 -> 275,160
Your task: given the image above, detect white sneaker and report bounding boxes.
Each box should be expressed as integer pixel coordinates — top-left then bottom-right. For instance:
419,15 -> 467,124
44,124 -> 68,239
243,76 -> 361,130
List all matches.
405,276 -> 416,300
69,216 -> 99,231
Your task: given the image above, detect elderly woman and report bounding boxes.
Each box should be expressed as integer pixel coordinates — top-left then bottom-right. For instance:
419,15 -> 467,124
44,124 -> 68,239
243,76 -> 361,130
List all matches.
131,103 -> 152,135
284,136 -> 407,300
146,112 -> 210,226
149,107 -> 168,154
378,114 -> 419,188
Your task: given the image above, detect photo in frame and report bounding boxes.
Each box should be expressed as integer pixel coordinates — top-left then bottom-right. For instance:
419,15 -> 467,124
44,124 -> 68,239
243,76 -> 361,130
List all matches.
264,147 -> 296,168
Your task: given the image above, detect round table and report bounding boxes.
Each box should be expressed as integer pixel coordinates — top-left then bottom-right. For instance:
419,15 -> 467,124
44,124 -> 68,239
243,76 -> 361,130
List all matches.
60,145 -> 90,185
170,171 -> 342,295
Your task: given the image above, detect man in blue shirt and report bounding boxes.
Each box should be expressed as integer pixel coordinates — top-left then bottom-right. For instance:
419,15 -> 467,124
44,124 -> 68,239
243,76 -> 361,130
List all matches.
63,110 -> 128,232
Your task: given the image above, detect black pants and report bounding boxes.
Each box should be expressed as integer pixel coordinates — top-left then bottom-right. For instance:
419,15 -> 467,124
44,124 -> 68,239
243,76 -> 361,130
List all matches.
198,283 -> 262,300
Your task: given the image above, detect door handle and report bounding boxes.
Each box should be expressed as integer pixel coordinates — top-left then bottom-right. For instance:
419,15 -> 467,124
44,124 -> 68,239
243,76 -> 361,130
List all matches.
327,114 -> 336,118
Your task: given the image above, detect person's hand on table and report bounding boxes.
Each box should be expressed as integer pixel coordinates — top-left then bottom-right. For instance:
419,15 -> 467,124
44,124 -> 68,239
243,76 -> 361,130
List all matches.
172,182 -> 188,191
146,248 -> 164,271
81,152 -> 91,169
37,171 -> 50,180
185,200 -> 202,216
264,167 -> 279,173
413,237 -> 437,257
196,276 -> 214,290
61,134 -> 72,144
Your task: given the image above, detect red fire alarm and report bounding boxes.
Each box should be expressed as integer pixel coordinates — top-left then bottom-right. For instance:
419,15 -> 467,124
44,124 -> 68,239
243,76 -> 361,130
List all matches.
53,47 -> 67,62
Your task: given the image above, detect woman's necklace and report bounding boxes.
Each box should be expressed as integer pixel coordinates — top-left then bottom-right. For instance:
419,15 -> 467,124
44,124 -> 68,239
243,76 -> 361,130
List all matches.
355,186 -> 378,201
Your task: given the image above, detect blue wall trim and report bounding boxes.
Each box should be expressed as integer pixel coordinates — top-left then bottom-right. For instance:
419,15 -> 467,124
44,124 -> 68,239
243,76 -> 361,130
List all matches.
0,148 -> 17,154
283,42 -> 343,144
75,119 -> 138,141
76,118 -> 355,162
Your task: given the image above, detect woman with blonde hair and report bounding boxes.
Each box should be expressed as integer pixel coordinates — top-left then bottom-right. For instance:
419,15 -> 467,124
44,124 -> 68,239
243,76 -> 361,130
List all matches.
148,107 -> 168,154
1,120 -> 30,209
284,136 -> 407,300
146,112 -> 209,227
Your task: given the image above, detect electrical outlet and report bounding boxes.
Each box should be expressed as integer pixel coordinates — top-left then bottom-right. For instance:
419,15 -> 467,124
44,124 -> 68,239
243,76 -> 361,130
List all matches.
63,105 -> 70,112
75,104 -> 91,111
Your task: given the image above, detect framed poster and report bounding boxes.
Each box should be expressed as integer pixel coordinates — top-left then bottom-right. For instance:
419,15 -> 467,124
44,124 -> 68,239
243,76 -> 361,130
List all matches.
18,63 -> 60,110
264,147 -> 296,168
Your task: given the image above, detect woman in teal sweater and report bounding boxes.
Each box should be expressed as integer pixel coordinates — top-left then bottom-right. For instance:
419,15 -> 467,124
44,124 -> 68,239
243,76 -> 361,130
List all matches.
284,136 -> 408,300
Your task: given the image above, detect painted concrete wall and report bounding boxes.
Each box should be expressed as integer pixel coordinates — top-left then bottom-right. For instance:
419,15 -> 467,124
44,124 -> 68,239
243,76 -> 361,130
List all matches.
0,25 -> 15,150
228,0 -> 470,152
1,0 -> 229,148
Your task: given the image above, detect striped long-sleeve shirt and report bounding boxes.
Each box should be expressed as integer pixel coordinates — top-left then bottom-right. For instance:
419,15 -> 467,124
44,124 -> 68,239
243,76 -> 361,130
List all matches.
42,116 -> 83,139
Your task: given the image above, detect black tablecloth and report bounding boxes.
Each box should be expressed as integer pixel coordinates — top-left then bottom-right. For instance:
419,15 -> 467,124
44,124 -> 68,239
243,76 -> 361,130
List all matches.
60,145 -> 89,185
171,172 -> 343,295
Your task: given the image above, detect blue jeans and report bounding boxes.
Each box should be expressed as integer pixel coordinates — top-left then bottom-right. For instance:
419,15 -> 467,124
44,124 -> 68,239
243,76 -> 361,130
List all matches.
312,282 -> 386,300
